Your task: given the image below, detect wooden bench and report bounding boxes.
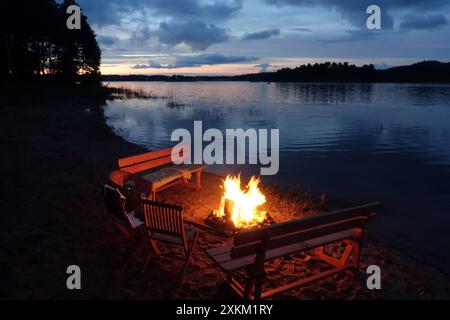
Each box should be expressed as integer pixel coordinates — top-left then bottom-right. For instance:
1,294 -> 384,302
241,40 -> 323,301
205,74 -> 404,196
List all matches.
207,202 -> 381,300
114,145 -> 207,200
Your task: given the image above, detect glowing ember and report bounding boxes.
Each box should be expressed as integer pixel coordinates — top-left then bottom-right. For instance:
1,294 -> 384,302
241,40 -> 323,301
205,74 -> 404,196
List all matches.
214,174 -> 267,228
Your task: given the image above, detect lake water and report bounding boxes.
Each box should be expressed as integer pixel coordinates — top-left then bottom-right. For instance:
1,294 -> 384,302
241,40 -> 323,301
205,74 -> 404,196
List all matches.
104,81 -> 450,272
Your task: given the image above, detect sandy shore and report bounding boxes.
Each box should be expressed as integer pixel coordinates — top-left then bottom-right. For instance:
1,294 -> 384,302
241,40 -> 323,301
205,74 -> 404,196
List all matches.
1,94 -> 449,299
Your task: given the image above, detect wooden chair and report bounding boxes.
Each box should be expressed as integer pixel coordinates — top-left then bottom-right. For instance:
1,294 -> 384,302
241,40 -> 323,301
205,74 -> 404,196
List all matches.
207,202 -> 381,300
101,184 -> 144,240
141,199 -> 200,282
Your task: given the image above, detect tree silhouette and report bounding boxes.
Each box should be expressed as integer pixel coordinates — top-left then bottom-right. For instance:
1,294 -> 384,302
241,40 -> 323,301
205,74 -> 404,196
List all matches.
1,0 -> 100,83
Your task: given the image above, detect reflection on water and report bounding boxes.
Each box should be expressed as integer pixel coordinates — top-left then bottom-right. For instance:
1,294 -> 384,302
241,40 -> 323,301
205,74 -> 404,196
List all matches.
104,81 -> 450,271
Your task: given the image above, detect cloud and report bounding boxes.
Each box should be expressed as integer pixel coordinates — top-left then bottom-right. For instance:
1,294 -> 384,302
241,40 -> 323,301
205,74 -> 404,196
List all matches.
243,29 -> 281,40
172,53 -> 258,67
400,14 -> 448,30
149,0 -> 243,21
76,0 -> 243,51
133,60 -> 170,69
97,35 -> 119,46
77,0 -> 242,26
132,53 -> 259,69
318,28 -> 383,42
76,0 -> 135,26
156,21 -> 229,51
130,25 -> 152,44
256,63 -> 271,72
290,27 -> 311,32
132,64 -> 153,69
265,0 -> 450,30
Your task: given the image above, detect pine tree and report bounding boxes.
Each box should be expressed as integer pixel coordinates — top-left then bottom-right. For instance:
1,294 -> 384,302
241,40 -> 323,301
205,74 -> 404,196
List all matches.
1,0 -> 101,83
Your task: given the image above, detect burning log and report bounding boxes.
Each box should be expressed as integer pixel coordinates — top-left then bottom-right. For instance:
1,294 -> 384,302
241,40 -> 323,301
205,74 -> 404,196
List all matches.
204,212 -> 235,236
204,210 -> 275,237
205,174 -> 275,236
223,199 -> 234,226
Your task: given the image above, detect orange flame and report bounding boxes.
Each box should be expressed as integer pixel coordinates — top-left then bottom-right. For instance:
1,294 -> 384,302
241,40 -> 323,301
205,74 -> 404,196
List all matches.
216,174 -> 267,228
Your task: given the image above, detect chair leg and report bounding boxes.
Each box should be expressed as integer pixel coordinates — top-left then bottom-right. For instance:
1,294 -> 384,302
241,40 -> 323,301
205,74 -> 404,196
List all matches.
150,239 -> 161,256
244,277 -> 256,299
180,232 -> 199,283
352,240 -> 362,275
195,171 -> 201,189
142,238 -> 161,272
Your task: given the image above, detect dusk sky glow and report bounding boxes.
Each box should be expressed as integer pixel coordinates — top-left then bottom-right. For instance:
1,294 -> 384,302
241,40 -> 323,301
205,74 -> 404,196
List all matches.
74,0 -> 450,75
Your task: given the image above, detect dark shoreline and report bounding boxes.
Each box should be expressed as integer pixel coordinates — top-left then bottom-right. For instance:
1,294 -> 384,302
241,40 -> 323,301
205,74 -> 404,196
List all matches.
101,60 -> 450,83
1,88 -> 450,299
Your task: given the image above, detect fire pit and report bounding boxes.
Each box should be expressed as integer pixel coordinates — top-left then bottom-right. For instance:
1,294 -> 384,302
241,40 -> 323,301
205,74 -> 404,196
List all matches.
205,174 -> 274,236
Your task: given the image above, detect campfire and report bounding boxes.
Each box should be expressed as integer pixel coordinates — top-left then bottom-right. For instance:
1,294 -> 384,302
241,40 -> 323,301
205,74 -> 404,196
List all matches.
205,174 -> 274,235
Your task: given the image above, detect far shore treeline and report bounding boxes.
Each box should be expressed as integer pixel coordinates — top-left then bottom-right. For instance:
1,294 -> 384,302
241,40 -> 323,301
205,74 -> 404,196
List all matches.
103,60 -> 450,83
1,0 -> 100,84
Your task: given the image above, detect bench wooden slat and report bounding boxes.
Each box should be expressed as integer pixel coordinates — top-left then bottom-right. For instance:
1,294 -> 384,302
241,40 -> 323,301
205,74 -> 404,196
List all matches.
120,155 -> 172,174
230,216 -> 368,259
206,246 -> 232,256
234,202 -> 381,245
210,251 -> 234,265
118,147 -> 173,168
118,145 -> 190,169
207,229 -> 357,272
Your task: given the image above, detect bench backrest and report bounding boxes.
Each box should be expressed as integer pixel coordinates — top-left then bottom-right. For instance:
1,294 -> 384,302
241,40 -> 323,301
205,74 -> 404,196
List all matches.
118,145 -> 190,174
230,202 -> 381,259
141,199 -> 185,237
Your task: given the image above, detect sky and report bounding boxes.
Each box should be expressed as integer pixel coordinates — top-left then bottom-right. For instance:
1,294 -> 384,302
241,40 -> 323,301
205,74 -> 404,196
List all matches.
74,0 -> 450,75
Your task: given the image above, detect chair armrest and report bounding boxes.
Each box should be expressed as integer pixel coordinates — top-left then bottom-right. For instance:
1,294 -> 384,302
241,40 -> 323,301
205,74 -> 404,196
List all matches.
183,219 -> 212,232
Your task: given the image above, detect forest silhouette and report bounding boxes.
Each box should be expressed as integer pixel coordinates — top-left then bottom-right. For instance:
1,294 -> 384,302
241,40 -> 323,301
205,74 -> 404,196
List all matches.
103,61 -> 450,83
1,0 -> 100,84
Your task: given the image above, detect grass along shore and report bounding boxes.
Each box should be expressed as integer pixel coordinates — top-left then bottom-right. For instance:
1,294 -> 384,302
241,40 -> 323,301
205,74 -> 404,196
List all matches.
1,86 -> 449,299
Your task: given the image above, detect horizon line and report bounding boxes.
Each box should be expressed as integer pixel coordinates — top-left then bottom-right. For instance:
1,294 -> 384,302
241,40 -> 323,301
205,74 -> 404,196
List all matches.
100,59 -> 449,77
